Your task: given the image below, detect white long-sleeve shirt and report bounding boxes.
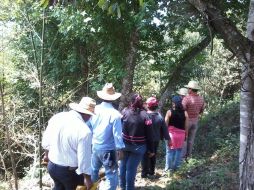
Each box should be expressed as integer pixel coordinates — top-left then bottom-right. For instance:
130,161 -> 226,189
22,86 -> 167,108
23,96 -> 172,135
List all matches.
42,110 -> 92,175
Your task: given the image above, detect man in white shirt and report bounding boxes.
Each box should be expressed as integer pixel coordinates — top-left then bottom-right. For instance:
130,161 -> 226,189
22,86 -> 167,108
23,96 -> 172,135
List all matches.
42,97 -> 96,190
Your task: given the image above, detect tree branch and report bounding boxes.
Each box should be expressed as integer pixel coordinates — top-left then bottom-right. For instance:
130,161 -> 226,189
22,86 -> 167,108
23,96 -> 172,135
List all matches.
188,0 -> 249,63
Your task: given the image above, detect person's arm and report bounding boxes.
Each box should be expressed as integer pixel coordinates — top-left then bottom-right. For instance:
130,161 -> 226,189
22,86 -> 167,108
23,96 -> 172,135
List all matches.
143,112 -> 155,156
164,111 -> 171,147
161,117 -> 170,140
42,150 -> 49,164
182,96 -> 188,111
199,99 -> 206,115
76,131 -> 93,189
184,111 -> 189,139
164,110 -> 171,126
83,174 -> 93,190
112,116 -> 125,155
42,118 -> 54,162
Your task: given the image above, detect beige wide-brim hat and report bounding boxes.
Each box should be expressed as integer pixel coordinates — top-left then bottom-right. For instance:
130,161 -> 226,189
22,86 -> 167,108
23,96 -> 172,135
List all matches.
177,88 -> 188,96
184,80 -> 201,90
97,83 -> 121,101
69,97 -> 96,115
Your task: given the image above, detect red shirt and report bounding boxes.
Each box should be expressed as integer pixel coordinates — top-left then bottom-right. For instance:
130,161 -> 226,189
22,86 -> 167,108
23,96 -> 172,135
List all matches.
182,92 -> 205,123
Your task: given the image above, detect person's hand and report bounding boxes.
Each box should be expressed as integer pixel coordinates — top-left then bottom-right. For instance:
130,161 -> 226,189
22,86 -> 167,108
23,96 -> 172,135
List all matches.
117,150 -> 124,160
84,175 -> 93,190
42,151 -> 49,166
43,155 -> 49,163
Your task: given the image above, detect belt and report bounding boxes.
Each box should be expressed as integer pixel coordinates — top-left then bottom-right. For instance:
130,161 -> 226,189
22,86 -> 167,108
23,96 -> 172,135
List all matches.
49,160 -> 78,171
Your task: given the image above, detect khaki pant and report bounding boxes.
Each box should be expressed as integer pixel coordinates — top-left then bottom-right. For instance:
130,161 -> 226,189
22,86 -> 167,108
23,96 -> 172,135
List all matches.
182,121 -> 199,158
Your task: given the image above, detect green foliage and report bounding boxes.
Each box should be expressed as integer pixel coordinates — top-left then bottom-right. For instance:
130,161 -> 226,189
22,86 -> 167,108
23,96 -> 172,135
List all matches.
195,98 -> 240,156
165,99 -> 239,189
40,0 -> 49,8
197,38 -> 241,110
0,0 -> 248,186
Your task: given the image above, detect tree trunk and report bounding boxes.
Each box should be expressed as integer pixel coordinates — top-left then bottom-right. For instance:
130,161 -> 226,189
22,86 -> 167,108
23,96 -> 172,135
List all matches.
77,43 -> 89,96
39,9 -> 46,190
239,1 -> 254,189
119,28 -> 139,111
240,58 -> 254,189
158,35 -> 212,113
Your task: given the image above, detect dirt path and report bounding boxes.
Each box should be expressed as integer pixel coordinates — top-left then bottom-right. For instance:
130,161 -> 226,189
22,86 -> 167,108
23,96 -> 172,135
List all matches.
135,168 -> 171,190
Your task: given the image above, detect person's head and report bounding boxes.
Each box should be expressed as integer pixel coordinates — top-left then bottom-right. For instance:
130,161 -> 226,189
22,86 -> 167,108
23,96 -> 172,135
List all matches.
171,95 -> 183,110
97,83 -> 121,102
130,93 -> 143,110
184,80 -> 201,93
146,96 -> 158,111
177,87 -> 188,98
69,97 -> 96,122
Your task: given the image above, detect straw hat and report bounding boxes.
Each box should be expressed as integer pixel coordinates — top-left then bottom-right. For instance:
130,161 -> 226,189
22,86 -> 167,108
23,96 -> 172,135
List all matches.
69,97 -> 96,115
97,83 -> 121,101
184,80 -> 201,90
177,88 -> 188,96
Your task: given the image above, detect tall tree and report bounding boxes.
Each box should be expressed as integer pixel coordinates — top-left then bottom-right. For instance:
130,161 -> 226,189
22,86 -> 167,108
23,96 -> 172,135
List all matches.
119,28 -> 139,110
240,1 -> 254,189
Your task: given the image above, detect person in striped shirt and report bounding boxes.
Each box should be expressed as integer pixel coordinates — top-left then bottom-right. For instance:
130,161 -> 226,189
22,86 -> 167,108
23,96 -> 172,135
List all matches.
182,81 -> 205,158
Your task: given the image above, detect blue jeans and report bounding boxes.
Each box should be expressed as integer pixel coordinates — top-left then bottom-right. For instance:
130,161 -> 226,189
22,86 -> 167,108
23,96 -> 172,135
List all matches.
119,144 -> 146,190
47,161 -> 83,190
166,148 -> 182,171
91,149 -> 118,190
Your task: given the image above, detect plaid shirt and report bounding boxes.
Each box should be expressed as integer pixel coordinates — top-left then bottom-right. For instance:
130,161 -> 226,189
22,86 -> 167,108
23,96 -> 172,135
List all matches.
182,92 -> 205,123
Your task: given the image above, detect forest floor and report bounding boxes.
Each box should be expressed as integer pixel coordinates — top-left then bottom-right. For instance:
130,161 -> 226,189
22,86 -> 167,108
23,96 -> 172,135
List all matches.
0,163 -> 173,190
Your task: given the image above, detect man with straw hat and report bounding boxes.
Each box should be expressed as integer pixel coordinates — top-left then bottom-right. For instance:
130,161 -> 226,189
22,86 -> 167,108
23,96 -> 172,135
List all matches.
177,87 -> 188,98
89,83 -> 125,190
42,97 -> 96,190
182,81 -> 205,159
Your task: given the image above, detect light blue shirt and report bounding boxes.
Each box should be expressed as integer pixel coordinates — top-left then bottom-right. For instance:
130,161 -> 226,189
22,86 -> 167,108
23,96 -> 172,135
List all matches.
89,102 -> 125,151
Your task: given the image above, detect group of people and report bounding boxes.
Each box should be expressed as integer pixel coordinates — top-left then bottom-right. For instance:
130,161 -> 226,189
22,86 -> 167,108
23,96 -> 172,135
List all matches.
42,80 -> 205,190
164,81 -> 205,175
